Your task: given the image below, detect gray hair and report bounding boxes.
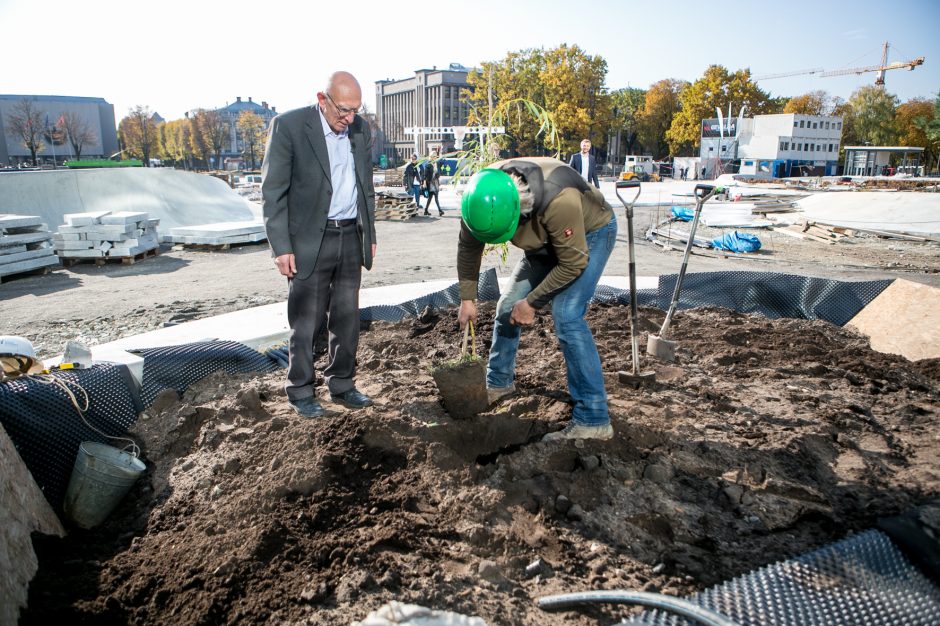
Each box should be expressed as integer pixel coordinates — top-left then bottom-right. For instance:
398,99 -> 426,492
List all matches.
509,173 -> 535,216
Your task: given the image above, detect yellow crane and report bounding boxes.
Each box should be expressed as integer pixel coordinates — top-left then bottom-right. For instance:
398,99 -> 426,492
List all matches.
755,42 -> 924,86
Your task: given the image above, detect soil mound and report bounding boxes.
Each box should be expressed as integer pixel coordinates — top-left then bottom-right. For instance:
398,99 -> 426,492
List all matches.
22,303 -> 940,625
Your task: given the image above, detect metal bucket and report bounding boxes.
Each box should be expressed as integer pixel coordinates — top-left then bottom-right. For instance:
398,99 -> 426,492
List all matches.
63,441 -> 146,529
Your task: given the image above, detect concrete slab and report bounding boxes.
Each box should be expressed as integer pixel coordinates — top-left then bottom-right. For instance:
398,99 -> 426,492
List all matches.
0,254 -> 60,277
100,212 -> 150,225
64,211 -> 111,227
797,192 -> 940,235
168,220 -> 265,237
846,279 -> 940,361
0,214 -> 44,230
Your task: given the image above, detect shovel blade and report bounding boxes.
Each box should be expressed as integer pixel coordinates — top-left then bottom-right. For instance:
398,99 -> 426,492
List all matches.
617,370 -> 656,388
647,334 -> 677,363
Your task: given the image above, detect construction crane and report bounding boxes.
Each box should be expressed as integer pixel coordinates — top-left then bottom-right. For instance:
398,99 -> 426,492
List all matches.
755,42 -> 924,86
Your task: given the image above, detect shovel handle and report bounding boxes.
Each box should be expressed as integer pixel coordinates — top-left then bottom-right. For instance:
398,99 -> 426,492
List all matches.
615,180 -> 641,214
460,320 -> 477,359
694,184 -> 715,200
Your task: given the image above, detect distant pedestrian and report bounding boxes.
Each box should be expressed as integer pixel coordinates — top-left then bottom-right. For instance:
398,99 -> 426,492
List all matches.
423,151 -> 443,216
403,154 -> 423,210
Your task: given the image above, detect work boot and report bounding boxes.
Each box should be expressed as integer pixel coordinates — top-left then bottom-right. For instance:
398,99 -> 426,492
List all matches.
289,397 -> 325,418
487,384 -> 515,405
330,388 -> 374,409
542,422 -> 614,442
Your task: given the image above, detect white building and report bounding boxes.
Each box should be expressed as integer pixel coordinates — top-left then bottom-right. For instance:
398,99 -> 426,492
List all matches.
701,113 -> 843,177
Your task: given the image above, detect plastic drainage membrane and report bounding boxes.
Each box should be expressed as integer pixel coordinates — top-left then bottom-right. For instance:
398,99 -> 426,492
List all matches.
620,529 -> 940,626
0,364 -> 142,512
0,270 -> 893,512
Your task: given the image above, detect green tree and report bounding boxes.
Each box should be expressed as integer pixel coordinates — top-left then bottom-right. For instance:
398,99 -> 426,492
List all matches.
847,85 -> 899,146
609,87 -> 647,156
236,110 -> 266,170
637,79 -> 686,158
666,65 -> 775,155
118,105 -> 158,165
4,98 -> 46,165
784,90 -> 831,115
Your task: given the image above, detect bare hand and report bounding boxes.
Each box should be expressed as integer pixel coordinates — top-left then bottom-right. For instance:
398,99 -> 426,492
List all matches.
275,253 -> 296,278
458,300 -> 477,329
509,299 -> 536,326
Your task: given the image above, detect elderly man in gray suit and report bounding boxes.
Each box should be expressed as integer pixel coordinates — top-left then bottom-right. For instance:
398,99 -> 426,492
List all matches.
262,71 -> 377,417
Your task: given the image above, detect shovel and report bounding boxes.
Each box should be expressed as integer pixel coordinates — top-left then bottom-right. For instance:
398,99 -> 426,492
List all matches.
614,180 -> 655,387
646,184 -> 718,363
430,320 -> 488,419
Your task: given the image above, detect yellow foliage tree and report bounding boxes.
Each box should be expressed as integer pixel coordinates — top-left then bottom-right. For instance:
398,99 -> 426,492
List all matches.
666,65 -> 775,156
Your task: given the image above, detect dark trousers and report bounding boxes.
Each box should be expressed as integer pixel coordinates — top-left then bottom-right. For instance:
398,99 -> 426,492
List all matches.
424,190 -> 440,211
286,222 -> 362,400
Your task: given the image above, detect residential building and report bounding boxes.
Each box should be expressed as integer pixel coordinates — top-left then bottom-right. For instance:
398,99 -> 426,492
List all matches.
375,65 -> 473,164
0,94 -> 119,166
215,96 -> 277,170
700,113 -> 843,177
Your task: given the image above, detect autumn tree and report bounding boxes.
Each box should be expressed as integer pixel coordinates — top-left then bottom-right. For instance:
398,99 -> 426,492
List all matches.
609,87 -> 646,156
924,93 -> 940,173
4,99 -> 46,165
846,85 -> 899,147
637,79 -> 687,158
59,110 -> 97,160
896,97 -> 937,170
237,110 -> 266,170
465,44 -> 611,156
161,119 -> 195,170
190,109 -> 228,171
784,90 -> 831,115
540,44 -> 613,154
466,51 -> 548,156
666,65 -> 775,155
119,106 -> 159,165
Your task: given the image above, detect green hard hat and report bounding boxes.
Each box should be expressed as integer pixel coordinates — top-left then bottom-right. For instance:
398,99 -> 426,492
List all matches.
460,169 -> 520,244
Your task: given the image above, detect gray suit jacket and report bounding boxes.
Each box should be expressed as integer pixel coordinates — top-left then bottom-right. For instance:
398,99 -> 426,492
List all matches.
261,105 -> 376,280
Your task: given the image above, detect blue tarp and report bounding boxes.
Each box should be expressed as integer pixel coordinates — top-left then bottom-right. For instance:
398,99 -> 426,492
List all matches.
711,231 -> 762,253
671,206 -> 694,221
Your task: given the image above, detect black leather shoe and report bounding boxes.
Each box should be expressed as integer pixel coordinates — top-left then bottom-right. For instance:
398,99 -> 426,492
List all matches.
423,211 -> 430,216
289,397 -> 325,418
330,388 -> 374,409
438,211 -> 444,217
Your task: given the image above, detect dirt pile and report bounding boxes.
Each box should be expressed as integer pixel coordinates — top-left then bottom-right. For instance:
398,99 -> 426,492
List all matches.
22,303 -> 940,625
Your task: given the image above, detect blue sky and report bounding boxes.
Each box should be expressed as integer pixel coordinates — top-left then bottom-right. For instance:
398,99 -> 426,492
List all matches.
1,0 -> 937,122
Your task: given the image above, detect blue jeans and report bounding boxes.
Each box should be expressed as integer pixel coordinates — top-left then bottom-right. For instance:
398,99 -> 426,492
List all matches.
487,215 -> 617,426
411,183 -> 422,207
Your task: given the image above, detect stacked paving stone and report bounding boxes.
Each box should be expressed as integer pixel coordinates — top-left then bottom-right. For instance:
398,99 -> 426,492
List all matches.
0,214 -> 60,281
54,211 -> 160,260
163,220 -> 267,247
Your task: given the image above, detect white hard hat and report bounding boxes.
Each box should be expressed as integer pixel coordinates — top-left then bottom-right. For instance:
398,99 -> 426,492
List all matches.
0,336 -> 43,378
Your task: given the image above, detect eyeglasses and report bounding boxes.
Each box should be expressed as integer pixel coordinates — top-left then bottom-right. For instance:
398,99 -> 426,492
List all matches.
325,92 -> 360,118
